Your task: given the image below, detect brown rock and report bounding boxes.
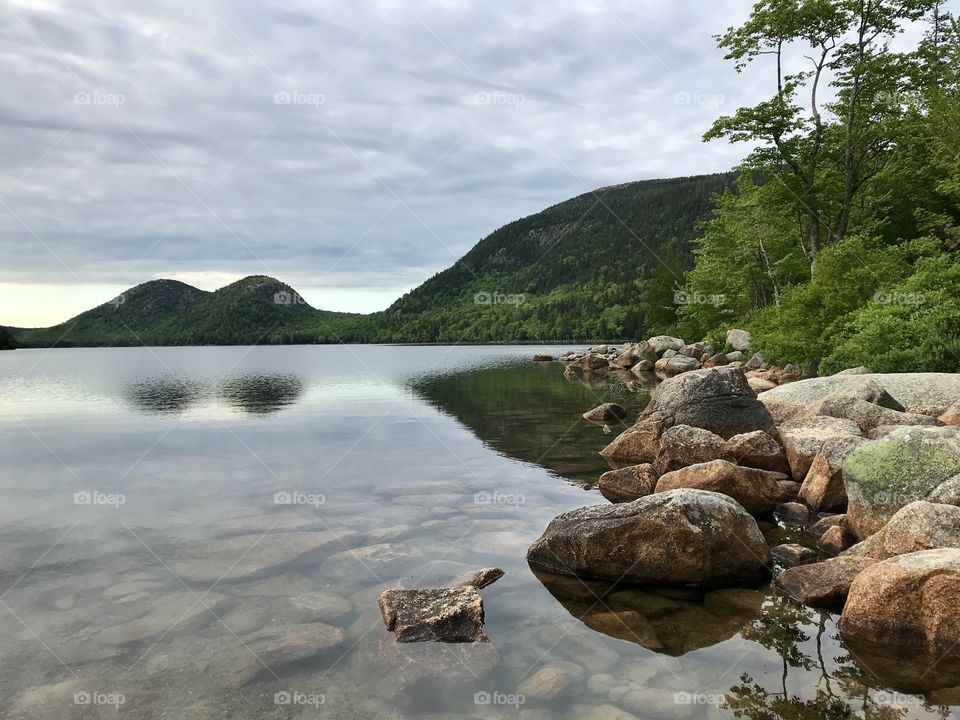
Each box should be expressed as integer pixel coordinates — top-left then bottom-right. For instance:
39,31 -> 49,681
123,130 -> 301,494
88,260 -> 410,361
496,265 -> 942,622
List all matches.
779,415 -> 862,481
378,586 -> 488,642
655,459 -> 785,515
723,430 -> 790,473
839,549 -> 960,658
818,524 -> 857,555
775,556 -> 879,608
808,514 -> 849,537
653,424 -> 726,474
533,353 -> 555,362
748,377 -> 777,393
516,666 -> 575,700
843,501 -> 960,560
526,489 -> 771,589
583,403 -> 628,424
775,502 -> 810,524
598,464 -> 658,504
600,411 -> 672,463
777,480 -> 802,501
941,401 -> 960,427
771,543 -> 817,567
454,568 -> 505,589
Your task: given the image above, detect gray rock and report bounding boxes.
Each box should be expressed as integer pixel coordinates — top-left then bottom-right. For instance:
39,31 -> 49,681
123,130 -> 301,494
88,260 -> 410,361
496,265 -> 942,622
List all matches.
760,374 -> 960,423
526,489 -> 771,588
835,366 -> 873,375
643,366 -> 777,439
726,328 -> 752,352
654,355 -> 701,375
843,427 -> 960,539
744,352 -> 764,370
378,585 -> 488,642
230,622 -> 344,685
648,336 -> 685,356
453,567 -> 505,589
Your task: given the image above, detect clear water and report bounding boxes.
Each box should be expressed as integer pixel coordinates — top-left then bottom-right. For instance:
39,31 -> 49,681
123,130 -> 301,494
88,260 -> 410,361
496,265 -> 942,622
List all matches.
0,345 -> 957,719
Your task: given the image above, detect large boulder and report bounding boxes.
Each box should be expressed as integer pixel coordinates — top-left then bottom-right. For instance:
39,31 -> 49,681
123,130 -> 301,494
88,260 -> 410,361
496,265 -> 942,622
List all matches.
839,549 -> 960,658
597,464 -> 658,504
775,556 -> 879,608
726,329 -> 752,352
797,386 -> 941,434
641,366 -> 776,440
797,436 -> 866,511
655,460 -> 785,515
723,430 -> 790,474
526,489 -> 770,589
843,427 -> 960,539
845,502 -> 960,560
760,374 -> 960,423
647,336 -> 685,356
779,415 -> 862,481
600,411 -> 673,463
653,425 -> 726,474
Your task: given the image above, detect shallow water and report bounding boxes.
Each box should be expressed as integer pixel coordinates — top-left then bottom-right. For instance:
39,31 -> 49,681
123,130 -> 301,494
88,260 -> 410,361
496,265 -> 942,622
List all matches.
0,345 -> 957,719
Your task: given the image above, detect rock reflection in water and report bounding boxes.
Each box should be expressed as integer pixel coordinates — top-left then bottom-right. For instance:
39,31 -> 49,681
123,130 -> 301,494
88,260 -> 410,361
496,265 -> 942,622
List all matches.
218,373 -> 305,415
530,564 -> 763,655
123,375 -> 204,414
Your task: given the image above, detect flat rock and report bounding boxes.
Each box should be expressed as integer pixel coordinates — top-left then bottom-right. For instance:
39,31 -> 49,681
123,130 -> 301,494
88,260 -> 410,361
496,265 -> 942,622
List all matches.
597,464 -> 657,504
775,556 -> 878,608
378,585 -> 488,642
97,590 -> 228,644
526,489 -> 771,589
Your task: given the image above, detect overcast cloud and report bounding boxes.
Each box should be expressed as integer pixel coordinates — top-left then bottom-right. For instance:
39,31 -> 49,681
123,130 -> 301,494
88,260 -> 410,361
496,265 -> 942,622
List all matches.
0,0 -> 878,324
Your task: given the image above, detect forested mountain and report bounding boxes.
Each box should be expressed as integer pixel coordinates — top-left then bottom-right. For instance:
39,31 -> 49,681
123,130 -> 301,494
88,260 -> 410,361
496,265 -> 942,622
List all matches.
16,276 -> 358,347
350,173 -> 733,343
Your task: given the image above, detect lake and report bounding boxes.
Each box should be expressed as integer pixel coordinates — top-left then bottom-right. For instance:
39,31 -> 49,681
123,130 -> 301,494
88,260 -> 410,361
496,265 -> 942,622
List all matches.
0,345 -> 956,719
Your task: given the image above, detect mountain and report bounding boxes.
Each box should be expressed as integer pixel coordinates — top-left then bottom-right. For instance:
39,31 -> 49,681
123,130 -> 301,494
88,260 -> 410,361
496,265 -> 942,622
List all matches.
11,172 -> 733,347
16,276 -> 358,347
351,172 -> 734,343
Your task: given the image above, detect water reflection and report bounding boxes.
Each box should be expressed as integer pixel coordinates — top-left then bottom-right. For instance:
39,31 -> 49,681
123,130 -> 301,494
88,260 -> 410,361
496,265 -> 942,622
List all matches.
123,376 -> 204,414
411,360 -> 650,484
123,373 -> 306,416
218,373 -> 305,415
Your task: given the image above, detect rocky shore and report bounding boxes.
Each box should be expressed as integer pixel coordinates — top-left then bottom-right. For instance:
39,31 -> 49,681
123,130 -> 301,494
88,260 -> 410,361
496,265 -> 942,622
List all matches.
530,333 -> 960,664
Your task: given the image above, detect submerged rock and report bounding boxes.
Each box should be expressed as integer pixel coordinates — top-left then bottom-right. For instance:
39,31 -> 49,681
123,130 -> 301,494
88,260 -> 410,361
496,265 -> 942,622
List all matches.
655,460 -> 785,516
597,464 -> 657,504
526,489 -> 770,589
840,549 -> 960,658
230,622 -> 344,685
843,426 -> 960,539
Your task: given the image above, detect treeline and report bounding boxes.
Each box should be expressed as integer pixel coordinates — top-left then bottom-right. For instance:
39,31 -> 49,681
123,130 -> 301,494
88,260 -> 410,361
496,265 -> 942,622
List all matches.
664,0 -> 960,373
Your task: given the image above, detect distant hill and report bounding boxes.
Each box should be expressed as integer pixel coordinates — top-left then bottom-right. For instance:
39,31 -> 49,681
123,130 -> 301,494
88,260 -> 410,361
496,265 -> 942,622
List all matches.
11,173 -> 734,347
351,173 -> 734,343
16,276 -> 358,347
0,326 -> 14,350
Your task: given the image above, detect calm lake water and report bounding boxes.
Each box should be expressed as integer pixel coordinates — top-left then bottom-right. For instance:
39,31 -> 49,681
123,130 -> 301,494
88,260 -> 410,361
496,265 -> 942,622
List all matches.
0,345 -> 957,719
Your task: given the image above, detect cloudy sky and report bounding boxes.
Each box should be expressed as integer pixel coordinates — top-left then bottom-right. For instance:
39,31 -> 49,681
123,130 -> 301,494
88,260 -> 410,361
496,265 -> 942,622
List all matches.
0,0 -> 934,326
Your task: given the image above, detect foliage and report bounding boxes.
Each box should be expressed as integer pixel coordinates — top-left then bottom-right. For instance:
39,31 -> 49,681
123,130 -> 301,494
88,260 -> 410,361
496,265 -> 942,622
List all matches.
0,326 -> 15,350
